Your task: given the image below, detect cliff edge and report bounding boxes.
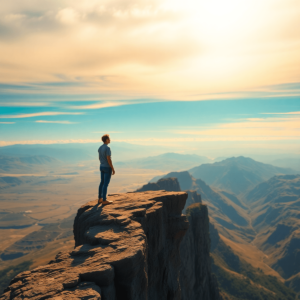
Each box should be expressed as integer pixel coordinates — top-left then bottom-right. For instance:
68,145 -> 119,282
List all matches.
1,191 -> 220,300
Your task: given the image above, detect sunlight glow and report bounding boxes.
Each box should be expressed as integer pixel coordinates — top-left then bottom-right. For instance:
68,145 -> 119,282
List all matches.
0,0 -> 299,98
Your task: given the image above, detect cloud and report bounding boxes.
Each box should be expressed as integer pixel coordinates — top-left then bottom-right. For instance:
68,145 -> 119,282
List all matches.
0,112 -> 84,119
0,122 -> 15,124
56,8 -> 80,25
0,0 -> 299,99
69,102 -> 126,109
261,111 -> 300,115
0,139 -> 102,147
173,116 -> 300,141
0,102 -> 51,107
93,131 -> 122,133
35,120 -> 77,124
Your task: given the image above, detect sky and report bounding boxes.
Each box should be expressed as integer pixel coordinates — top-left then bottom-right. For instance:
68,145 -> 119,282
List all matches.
0,0 -> 299,158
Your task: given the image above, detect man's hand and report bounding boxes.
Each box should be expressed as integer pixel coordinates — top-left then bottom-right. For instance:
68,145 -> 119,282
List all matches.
107,155 -> 115,175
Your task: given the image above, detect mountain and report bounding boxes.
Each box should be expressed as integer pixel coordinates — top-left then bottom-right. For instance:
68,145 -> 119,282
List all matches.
136,177 -> 181,192
0,155 -> 60,173
270,158 -> 300,171
246,174 -> 300,207
136,177 -> 201,213
245,175 -> 300,283
189,156 -> 295,196
155,171 -> 254,242
0,145 -> 91,162
115,152 -> 213,172
0,142 -> 172,163
137,173 -> 298,299
210,223 -> 296,300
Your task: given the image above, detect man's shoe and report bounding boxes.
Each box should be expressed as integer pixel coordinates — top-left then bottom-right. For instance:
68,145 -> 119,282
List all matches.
102,200 -> 113,205
98,198 -> 103,204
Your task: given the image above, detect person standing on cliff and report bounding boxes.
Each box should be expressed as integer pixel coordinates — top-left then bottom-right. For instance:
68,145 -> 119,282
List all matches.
98,134 -> 115,205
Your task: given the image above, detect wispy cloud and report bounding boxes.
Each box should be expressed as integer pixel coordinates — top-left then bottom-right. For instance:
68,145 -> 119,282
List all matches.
0,102 -> 51,107
35,120 -> 77,124
69,102 -> 126,110
93,131 -> 122,133
0,122 -> 15,124
1,0 -> 299,98
173,116 -> 300,141
0,139 -> 102,147
261,111 -> 300,115
0,112 -> 84,119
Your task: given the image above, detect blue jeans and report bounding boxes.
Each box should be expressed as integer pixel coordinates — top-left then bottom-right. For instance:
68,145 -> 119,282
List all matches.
98,166 -> 112,201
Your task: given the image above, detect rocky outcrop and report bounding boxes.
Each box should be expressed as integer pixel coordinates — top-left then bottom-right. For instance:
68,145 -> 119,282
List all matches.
137,177 -> 202,213
1,191 -> 189,300
136,178 -> 220,299
137,177 -> 181,192
180,203 -> 220,300
183,190 -> 202,213
1,190 -> 221,300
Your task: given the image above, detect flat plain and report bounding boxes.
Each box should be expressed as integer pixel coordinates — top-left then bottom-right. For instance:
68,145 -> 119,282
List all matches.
0,161 -> 163,277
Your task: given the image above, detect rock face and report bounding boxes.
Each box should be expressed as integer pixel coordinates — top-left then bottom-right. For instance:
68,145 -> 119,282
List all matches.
137,178 -> 220,300
2,190 -> 221,300
180,203 -> 220,300
1,191 -> 189,300
137,177 -> 202,213
183,190 -> 202,213
137,177 -> 181,192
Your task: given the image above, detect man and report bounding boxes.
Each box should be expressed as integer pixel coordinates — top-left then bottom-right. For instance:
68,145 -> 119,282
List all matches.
98,134 -> 115,205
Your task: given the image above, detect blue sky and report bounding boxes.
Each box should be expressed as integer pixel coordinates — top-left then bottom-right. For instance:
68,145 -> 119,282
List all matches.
1,95 -> 299,158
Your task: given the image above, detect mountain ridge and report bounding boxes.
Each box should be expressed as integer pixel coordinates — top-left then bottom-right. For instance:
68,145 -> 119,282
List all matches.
189,156 -> 296,195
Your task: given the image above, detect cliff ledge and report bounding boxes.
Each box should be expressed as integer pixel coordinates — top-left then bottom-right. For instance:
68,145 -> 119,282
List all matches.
1,191 -> 190,300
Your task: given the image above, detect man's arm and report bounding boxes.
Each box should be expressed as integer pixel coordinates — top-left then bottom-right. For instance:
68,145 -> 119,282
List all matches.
107,156 -> 115,175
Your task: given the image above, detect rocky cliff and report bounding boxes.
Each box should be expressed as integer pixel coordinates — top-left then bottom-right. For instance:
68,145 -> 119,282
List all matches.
1,190 -> 220,300
137,177 -> 202,213
137,177 -> 181,192
180,203 -> 220,300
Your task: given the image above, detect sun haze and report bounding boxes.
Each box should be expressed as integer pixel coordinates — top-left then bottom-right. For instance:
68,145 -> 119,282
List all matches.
0,0 -> 300,99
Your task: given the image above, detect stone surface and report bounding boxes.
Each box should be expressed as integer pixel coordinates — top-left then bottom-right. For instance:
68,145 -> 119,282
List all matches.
137,177 -> 181,192
1,191 -> 189,300
183,190 -> 202,213
136,178 -> 220,300
137,177 -> 202,213
180,203 -> 221,300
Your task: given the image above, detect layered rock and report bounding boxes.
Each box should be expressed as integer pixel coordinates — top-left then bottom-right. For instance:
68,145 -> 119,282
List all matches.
1,191 -> 189,300
137,177 -> 202,213
183,190 -> 202,213
136,178 -> 220,299
137,177 -> 181,192
180,203 -> 220,300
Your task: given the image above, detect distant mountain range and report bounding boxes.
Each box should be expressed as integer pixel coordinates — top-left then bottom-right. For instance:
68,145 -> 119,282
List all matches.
245,175 -> 300,288
189,156 -> 296,195
0,142 -> 173,162
209,222 -> 296,300
0,155 -> 60,173
115,152 -> 213,171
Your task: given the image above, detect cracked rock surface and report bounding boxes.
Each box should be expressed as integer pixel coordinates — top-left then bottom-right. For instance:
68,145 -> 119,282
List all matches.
1,191 -> 189,300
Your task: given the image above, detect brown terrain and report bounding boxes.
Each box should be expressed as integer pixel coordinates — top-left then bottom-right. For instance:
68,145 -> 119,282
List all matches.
0,157 -> 164,294
1,153 -> 299,299
1,191 -> 221,300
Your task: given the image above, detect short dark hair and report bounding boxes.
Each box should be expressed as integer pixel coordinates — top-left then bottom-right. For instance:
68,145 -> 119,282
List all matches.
102,134 -> 110,143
